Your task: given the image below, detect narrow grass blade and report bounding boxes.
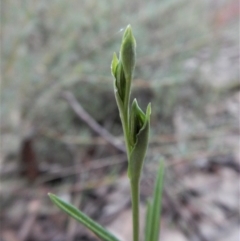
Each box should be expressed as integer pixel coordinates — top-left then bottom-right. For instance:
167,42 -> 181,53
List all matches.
144,199 -> 153,241
149,160 -> 165,241
48,193 -> 121,241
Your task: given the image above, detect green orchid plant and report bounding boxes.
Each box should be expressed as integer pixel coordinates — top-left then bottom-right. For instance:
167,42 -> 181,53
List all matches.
49,25 -> 165,241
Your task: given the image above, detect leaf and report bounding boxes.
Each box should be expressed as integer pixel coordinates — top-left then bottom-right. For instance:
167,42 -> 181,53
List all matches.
111,52 -> 119,77
144,199 -> 153,241
48,193 -> 121,241
113,74 -> 124,116
128,103 -> 151,181
129,99 -> 146,145
147,160 -> 165,241
115,62 -> 126,102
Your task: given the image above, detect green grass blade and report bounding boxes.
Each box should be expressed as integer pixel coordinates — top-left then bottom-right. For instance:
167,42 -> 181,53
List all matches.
149,160 -> 165,241
48,193 -> 121,241
144,199 -> 153,241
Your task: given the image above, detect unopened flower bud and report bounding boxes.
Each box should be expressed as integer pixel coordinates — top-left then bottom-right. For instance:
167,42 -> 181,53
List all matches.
120,25 -> 136,81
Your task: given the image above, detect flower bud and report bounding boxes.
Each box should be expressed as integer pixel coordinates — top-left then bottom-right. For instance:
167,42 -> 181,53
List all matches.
111,25 -> 136,107
120,25 -> 136,81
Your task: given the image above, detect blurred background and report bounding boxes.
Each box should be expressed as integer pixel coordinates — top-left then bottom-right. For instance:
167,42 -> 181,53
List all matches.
1,0 -> 239,240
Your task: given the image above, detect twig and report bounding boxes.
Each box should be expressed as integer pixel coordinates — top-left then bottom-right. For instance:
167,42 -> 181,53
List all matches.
35,154 -> 126,184
61,91 -> 126,153
38,125 -> 239,147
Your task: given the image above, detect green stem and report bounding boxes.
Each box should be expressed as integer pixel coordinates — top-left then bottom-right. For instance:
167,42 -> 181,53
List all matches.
120,108 -> 131,160
124,77 -> 141,241
119,77 -> 132,160
124,78 -> 132,153
124,111 -> 130,152
131,179 -> 140,241
119,75 -> 140,241
124,77 -> 131,117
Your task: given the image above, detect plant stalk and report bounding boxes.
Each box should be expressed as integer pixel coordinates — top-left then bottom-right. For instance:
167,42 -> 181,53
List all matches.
119,107 -> 131,160
118,78 -> 132,160
131,179 -> 140,241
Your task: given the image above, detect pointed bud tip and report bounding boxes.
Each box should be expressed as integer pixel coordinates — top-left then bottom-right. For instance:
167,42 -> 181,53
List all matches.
111,52 -> 119,77
126,24 -> 132,32
146,103 -> 151,117
123,24 -> 134,40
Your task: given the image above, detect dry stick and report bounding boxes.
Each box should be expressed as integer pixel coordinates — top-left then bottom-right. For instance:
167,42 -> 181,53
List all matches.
35,154 -> 126,184
38,125 -> 239,147
61,91 -> 126,153
35,149 -> 233,185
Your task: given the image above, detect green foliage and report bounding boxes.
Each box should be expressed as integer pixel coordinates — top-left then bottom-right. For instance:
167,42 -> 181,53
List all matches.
145,160 -> 165,241
128,101 -> 151,181
48,194 -> 120,241
49,25 -> 165,241
2,2 -> 238,239
2,0 -> 236,160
